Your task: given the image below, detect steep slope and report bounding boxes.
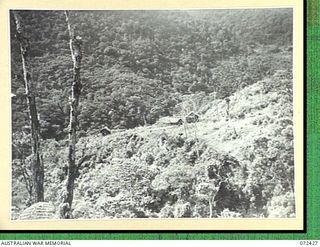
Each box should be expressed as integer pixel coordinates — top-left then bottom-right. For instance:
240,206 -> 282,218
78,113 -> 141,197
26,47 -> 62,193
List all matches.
12,70 -> 295,219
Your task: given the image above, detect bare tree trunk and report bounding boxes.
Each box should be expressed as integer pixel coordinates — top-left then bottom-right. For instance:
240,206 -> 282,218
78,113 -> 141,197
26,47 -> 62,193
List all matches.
13,11 -> 44,203
60,10 -> 82,219
208,199 -> 213,218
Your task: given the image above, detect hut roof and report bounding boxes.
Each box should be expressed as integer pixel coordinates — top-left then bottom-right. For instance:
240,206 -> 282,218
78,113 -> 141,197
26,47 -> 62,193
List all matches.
187,111 -> 199,117
158,116 -> 183,124
100,126 -> 111,132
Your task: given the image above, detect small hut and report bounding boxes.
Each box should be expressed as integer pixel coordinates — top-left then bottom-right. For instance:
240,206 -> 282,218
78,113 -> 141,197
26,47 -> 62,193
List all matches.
158,116 -> 184,126
100,126 -> 111,136
185,112 -> 199,123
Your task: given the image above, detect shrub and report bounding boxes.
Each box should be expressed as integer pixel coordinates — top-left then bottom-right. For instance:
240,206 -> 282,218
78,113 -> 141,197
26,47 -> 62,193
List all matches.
267,192 -> 295,218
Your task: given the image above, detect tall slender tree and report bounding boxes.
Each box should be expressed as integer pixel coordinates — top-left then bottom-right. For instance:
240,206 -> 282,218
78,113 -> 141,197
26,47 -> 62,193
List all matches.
60,10 -> 83,219
13,11 -> 44,203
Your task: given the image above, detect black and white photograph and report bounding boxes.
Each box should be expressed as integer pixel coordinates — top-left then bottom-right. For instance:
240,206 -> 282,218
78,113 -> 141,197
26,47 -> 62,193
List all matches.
10,8 -> 296,221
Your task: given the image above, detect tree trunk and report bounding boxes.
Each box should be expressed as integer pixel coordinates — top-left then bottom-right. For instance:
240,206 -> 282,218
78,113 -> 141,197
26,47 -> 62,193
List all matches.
60,10 -> 82,219
13,11 -> 44,203
208,199 -> 213,218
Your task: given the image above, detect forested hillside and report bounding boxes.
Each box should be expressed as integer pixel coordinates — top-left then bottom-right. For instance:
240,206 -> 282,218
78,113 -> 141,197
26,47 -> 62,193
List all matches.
11,9 -> 294,219
11,9 -> 292,138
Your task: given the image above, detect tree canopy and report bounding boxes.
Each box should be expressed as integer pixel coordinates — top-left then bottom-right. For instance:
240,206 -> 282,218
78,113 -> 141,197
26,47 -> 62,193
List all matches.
11,9 -> 292,139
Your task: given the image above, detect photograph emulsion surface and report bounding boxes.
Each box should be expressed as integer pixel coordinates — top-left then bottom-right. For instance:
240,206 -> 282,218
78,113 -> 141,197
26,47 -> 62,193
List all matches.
10,9 -> 295,220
